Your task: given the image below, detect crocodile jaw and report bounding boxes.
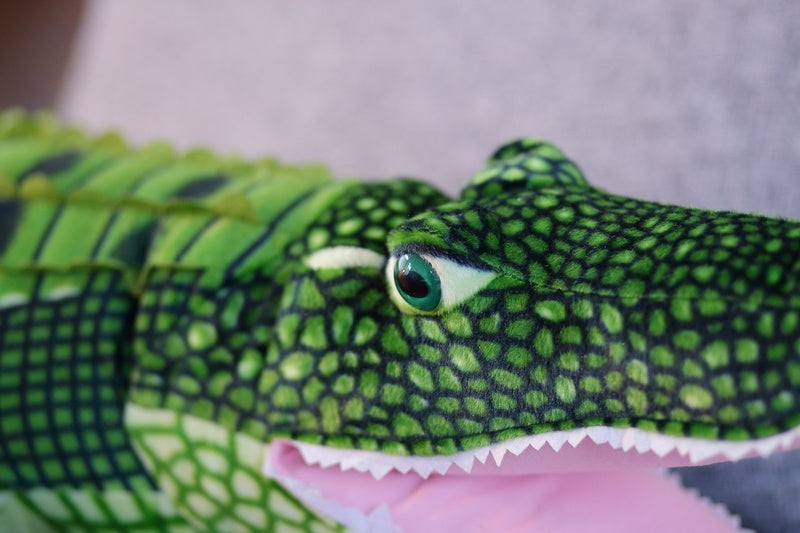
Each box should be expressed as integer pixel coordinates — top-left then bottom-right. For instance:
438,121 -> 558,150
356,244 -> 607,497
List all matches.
263,426 -> 800,532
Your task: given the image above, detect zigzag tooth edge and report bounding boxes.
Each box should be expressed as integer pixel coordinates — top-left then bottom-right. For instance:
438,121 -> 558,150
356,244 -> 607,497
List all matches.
280,424 -> 800,479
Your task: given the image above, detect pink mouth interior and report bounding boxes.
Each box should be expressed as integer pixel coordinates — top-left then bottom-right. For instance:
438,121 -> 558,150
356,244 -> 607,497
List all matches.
269,439 -> 748,532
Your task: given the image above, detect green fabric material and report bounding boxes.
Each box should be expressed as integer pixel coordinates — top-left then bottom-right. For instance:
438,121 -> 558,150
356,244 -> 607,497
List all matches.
1,110 -> 798,530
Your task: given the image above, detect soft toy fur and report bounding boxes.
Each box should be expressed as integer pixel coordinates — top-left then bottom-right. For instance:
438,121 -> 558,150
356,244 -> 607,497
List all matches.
0,110 -> 798,532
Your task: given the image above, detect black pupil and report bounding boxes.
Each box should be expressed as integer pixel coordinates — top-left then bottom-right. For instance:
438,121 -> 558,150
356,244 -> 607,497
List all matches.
397,269 -> 429,298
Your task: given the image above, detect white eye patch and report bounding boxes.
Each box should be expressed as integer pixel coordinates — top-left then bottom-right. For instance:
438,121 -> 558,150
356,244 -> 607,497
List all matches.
304,246 -> 386,270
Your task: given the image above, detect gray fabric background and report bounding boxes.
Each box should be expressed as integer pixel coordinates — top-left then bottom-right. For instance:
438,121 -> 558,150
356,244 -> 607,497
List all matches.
59,2 -> 800,531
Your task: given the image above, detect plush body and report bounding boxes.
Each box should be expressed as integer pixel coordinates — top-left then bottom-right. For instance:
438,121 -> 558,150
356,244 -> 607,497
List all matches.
0,110 -> 798,532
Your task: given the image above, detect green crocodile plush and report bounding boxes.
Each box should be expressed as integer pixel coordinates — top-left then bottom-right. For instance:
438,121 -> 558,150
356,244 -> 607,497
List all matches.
0,110 -> 798,532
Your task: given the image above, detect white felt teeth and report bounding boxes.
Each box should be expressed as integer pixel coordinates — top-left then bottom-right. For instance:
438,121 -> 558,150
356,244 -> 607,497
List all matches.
452,454 -> 476,473
281,423 -> 800,482
490,447 -> 506,466
566,428 -> 588,448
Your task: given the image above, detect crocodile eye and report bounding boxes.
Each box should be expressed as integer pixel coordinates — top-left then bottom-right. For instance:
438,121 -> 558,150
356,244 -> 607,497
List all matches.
394,253 -> 442,311
387,251 -> 497,314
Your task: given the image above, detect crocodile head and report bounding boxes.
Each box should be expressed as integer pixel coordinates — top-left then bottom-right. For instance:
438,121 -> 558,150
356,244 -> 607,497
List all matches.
259,139 -> 800,531
123,137 -> 800,532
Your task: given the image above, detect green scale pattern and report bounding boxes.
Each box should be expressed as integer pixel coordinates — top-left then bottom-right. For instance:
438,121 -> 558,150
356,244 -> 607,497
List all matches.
129,135 -> 800,459
385,184 -> 800,444
125,405 -> 339,533
130,180 -> 448,439
0,269 -> 144,489
256,141 -> 799,453
0,111 -> 353,531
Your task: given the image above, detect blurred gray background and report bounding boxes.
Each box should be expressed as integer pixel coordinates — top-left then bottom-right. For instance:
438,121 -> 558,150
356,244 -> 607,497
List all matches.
13,1 -> 800,531
58,1 -> 800,218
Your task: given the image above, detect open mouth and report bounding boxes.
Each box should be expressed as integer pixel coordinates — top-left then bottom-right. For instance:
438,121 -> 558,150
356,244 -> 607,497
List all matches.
264,425 -> 800,532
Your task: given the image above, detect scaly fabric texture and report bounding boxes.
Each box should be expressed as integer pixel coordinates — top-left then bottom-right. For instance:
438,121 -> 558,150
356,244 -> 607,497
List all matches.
0,110 -> 798,532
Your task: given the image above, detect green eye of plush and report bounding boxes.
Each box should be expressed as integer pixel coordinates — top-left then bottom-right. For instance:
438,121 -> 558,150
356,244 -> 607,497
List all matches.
394,253 -> 442,311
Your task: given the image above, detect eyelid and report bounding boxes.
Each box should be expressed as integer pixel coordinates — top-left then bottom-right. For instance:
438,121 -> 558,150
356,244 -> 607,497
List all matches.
387,252 -> 496,314
305,246 -> 386,270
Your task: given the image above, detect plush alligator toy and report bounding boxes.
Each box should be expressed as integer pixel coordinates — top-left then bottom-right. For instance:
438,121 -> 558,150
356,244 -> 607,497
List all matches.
0,110 -> 798,532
